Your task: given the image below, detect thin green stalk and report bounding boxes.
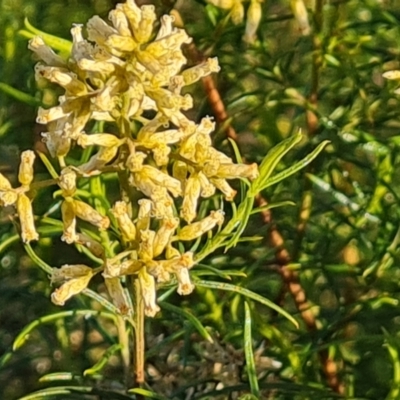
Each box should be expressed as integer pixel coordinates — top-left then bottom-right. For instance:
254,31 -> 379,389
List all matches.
134,277 -> 145,385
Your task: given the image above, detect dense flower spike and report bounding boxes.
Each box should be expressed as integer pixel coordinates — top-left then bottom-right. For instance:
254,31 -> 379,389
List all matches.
24,0 -> 259,314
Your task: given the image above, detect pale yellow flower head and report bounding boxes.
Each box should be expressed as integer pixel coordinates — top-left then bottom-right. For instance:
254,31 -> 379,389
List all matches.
18,150 -> 35,187
22,0 -> 261,318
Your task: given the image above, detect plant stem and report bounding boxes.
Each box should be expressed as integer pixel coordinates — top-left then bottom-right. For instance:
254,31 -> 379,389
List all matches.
116,315 -> 131,387
134,277 -> 145,385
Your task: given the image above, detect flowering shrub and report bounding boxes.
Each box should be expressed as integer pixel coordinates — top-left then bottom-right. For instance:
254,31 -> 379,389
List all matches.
0,0 -> 328,393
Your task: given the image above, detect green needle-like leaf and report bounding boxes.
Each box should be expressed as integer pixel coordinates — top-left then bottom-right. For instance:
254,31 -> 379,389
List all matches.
84,343 -> 123,376
160,301 -> 214,343
244,301 -> 260,397
196,280 -> 299,328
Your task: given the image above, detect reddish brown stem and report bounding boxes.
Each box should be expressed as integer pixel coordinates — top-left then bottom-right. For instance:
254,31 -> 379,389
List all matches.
196,49 -> 343,394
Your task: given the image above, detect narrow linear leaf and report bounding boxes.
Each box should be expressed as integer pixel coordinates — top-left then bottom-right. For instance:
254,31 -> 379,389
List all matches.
24,243 -> 53,274
244,302 -> 260,397
129,388 -> 169,400
250,132 -> 303,196
159,301 -> 213,343
13,310 -> 116,351
22,18 -> 72,53
16,387 -> 79,400
39,372 -> 75,382
84,343 -> 123,376
196,280 -> 299,328
259,140 -> 330,191
224,197 -> 255,251
383,328 -> 400,400
251,200 -> 296,215
229,137 -> 244,164
0,82 -> 40,106
82,288 -> 122,315
0,352 -> 12,368
0,120 -> 14,137
0,234 -> 20,255
37,151 -> 59,180
17,386 -> 134,400
194,264 -> 247,280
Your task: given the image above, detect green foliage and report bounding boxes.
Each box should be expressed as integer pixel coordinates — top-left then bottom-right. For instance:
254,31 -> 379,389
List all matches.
2,0 -> 400,399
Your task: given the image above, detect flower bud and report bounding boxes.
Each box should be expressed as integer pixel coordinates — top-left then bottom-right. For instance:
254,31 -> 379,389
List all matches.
17,194 -> 39,243
139,267 -> 160,317
172,161 -> 188,183
59,168 -> 77,197
177,210 -> 224,241
61,199 -> 78,244
105,277 -> 131,315
210,178 -> 237,201
243,0 -> 262,43
210,162 -> 259,180
73,199 -> 110,230
153,217 -> 179,257
181,173 -> 202,223
149,188 -> 174,219
111,201 -> 137,242
176,267 -> 194,295
135,5 -> 156,44
155,14 -> 175,40
181,58 -> 220,86
231,1 -> 245,25
161,251 -> 195,271
79,146 -> 119,175
77,133 -> 122,148
290,0 -> 311,36
138,229 -> 156,261
136,165 -> 182,198
18,150 -> 35,187
198,172 -> 216,198
136,199 -> 152,232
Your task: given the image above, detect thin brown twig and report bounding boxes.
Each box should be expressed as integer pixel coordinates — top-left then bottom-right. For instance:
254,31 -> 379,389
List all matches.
184,36 -> 344,394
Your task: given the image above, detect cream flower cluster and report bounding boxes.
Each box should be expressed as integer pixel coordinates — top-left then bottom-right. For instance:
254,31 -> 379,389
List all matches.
22,0 -> 259,317
0,151 -> 38,243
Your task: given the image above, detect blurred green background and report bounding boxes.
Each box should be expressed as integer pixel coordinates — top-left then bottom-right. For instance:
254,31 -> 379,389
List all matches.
2,0 -> 400,399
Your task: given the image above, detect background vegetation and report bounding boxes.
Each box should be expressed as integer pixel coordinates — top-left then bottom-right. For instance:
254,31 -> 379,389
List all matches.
2,0 -> 400,399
